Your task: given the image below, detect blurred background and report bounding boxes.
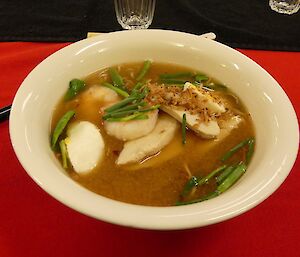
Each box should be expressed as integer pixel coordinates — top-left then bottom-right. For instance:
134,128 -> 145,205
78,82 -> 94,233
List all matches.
0,0 -> 299,50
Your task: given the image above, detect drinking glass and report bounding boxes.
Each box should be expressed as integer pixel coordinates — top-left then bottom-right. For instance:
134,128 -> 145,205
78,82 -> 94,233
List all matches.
114,0 -> 156,30
269,0 -> 299,14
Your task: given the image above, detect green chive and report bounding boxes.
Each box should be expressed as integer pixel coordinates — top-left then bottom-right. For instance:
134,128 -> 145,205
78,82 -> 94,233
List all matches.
203,83 -> 227,91
195,74 -> 209,82
246,138 -> 255,165
103,82 -> 129,98
106,112 -> 149,122
109,67 -> 125,90
160,72 -> 193,79
217,163 -> 247,193
176,191 -> 219,206
136,60 -> 152,81
108,101 -> 146,114
64,79 -> 85,100
103,110 -> 137,119
104,96 -> 137,113
181,176 -> 199,197
131,81 -> 144,93
182,113 -> 187,144
51,110 -> 75,149
131,114 -> 149,120
161,79 -> 186,85
59,139 -> 68,169
197,165 -> 227,186
221,138 -> 252,162
138,104 -> 160,113
216,165 -> 235,185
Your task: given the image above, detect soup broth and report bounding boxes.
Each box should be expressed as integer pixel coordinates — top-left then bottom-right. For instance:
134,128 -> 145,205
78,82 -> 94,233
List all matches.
51,62 -> 255,206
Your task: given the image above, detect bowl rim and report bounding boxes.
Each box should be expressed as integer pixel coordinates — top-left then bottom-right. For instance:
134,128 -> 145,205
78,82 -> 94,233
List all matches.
9,29 -> 299,230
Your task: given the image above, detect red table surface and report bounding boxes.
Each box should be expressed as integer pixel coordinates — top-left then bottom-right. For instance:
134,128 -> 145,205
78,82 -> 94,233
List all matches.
0,42 -> 299,257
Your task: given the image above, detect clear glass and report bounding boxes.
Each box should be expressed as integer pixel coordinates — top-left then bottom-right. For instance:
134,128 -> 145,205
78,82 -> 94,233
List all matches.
114,0 -> 156,29
269,0 -> 300,14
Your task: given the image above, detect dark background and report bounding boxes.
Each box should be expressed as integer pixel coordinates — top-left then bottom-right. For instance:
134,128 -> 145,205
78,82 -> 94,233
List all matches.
0,0 -> 299,51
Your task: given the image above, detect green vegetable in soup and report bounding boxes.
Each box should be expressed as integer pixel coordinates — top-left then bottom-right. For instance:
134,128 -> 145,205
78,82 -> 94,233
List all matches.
103,82 -> 129,98
216,165 -> 236,184
246,138 -> 255,165
51,110 -> 75,149
131,82 -> 144,94
65,79 -> 85,100
182,113 -> 187,145
195,74 -> 209,82
221,138 -> 254,162
59,139 -> 68,169
104,96 -> 138,113
176,191 -> 219,206
217,163 -> 247,193
197,165 -> 227,186
106,112 -> 149,122
109,67 -> 126,91
136,60 -> 152,81
161,79 -> 186,85
203,83 -> 227,91
181,176 -> 198,197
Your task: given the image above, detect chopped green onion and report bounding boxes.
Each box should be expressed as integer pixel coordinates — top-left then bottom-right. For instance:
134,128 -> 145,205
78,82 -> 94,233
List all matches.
59,139 -> 68,169
161,79 -> 186,85
221,138 -> 253,162
217,163 -> 247,193
131,81 -> 144,93
103,109 -> 137,119
51,110 -> 75,149
138,104 -> 160,113
104,96 -> 137,113
195,74 -> 209,82
109,67 -> 125,90
64,79 -> 85,100
197,165 -> 227,186
181,176 -> 198,197
246,138 -> 255,165
102,104 -> 160,120
103,82 -> 129,98
203,83 -> 227,91
109,101 -> 146,114
176,191 -> 219,206
216,165 -> 236,185
132,114 -> 149,120
160,72 -> 193,79
182,113 -> 187,144
136,60 -> 151,81
105,112 -> 149,122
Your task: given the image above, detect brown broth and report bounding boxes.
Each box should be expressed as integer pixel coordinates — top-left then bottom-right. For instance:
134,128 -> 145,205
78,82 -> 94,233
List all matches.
51,62 -> 255,206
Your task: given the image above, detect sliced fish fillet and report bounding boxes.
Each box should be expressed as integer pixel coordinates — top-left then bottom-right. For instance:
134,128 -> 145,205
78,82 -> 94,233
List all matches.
104,110 -> 158,141
117,114 -> 179,165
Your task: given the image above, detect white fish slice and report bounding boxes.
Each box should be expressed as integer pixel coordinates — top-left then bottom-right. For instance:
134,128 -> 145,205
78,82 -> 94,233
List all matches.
117,114 -> 179,165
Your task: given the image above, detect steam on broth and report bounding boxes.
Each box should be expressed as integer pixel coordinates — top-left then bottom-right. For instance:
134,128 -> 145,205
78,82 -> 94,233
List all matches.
51,61 -> 255,206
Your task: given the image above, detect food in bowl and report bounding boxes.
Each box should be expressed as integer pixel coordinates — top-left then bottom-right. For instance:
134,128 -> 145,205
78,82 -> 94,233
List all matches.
50,61 -> 255,206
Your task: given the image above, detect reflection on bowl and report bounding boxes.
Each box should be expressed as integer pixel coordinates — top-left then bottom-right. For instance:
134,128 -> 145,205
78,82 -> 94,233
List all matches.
9,30 -> 299,230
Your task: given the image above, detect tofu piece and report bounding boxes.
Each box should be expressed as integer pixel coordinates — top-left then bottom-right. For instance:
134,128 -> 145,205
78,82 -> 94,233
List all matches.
116,115 -> 179,165
66,121 -> 105,174
161,106 -> 220,139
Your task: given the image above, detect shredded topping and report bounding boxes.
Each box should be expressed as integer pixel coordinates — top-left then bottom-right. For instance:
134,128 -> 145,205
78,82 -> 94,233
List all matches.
145,82 -> 226,123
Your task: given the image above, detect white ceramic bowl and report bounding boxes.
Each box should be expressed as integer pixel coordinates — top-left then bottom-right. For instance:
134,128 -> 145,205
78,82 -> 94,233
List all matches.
10,30 -> 299,230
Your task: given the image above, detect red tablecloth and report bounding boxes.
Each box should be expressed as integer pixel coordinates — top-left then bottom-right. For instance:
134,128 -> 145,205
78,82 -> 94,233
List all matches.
0,42 -> 299,257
